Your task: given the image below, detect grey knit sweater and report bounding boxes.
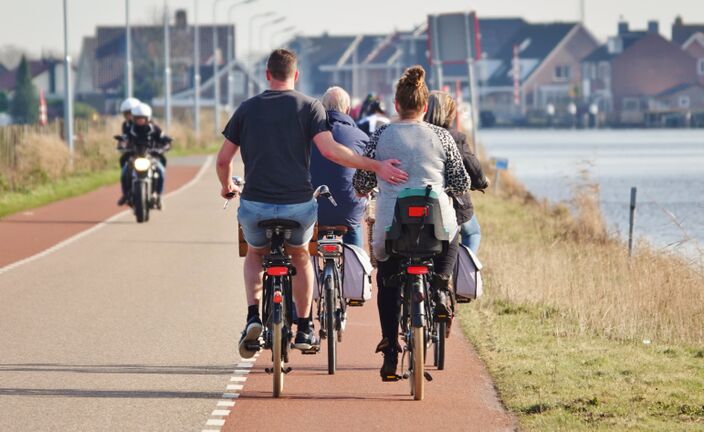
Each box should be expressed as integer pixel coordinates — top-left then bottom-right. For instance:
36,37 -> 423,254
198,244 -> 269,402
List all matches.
353,121 -> 470,261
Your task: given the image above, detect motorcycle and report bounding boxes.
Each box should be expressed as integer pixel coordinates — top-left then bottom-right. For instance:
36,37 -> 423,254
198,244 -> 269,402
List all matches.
115,135 -> 171,223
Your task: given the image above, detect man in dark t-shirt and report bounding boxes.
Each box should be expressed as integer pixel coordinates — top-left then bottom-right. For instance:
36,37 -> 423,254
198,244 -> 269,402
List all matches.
216,49 -> 408,358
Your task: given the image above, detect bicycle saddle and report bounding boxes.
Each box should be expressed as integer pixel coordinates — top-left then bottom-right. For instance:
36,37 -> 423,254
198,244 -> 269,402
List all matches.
258,219 -> 300,229
318,225 -> 348,235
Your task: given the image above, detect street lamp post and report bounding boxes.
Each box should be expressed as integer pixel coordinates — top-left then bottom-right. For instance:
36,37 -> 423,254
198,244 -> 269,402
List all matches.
194,0 -> 200,139
248,12 -> 275,65
212,0 -> 256,134
270,26 -> 296,50
227,0 -> 257,110
258,17 -> 286,54
163,3 -> 172,131
62,0 -> 74,161
246,12 -> 274,97
125,0 -> 133,98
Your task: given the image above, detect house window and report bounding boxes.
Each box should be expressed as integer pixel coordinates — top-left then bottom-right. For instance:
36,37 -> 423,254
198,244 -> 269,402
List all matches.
554,65 -> 571,81
679,96 -> 691,109
623,98 -> 640,112
698,59 -> 704,76
598,63 -> 610,80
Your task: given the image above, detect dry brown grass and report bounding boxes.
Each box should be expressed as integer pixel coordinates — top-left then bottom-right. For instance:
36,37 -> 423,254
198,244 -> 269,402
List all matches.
13,133 -> 71,187
1,112 -> 219,194
476,167 -> 704,345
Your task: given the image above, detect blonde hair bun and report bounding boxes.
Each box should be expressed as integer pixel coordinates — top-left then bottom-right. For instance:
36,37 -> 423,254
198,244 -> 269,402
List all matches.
402,66 -> 425,88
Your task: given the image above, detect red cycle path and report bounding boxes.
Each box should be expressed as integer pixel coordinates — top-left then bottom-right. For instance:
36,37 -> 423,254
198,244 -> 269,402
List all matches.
223,290 -> 516,432
0,165 -> 199,268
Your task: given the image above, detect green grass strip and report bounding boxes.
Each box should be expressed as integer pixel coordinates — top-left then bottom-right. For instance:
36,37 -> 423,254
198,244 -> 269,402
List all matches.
0,169 -> 121,218
459,300 -> 704,431
0,144 -> 219,219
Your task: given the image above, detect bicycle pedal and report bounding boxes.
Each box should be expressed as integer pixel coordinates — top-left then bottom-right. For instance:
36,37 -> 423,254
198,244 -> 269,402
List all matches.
301,347 -> 320,355
381,374 -> 401,382
424,371 -> 434,382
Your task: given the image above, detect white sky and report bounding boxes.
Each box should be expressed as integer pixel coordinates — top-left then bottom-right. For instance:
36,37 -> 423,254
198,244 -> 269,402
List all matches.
1,0 -> 703,60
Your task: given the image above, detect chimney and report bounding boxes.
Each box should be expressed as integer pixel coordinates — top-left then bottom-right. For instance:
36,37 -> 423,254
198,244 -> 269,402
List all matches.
618,20 -> 629,36
674,16 -> 683,28
175,9 -> 187,29
647,20 -> 659,34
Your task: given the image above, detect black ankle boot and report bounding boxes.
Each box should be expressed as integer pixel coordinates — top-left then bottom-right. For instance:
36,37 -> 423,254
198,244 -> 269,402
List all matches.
376,337 -> 400,381
431,275 -> 453,321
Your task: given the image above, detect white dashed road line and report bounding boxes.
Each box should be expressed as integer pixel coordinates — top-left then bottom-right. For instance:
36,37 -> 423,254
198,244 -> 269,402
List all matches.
201,351 -> 260,431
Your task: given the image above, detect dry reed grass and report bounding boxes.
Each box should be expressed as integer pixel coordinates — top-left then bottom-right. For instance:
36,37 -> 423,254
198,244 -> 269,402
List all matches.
1,112 -> 219,193
477,168 -> 704,345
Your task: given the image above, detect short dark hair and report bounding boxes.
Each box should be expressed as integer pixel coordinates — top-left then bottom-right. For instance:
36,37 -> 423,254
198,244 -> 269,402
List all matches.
266,49 -> 297,81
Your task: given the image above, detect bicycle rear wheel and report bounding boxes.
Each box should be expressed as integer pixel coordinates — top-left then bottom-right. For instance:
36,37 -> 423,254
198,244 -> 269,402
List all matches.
272,321 -> 284,397
325,276 -> 337,375
412,326 -> 425,400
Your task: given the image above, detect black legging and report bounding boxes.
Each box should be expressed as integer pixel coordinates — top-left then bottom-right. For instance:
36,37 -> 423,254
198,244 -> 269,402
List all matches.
376,234 -> 460,349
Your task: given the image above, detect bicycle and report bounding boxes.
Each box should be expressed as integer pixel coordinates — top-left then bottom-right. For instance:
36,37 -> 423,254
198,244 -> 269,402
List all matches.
226,182 -> 335,397
384,185 -> 450,400
315,223 -> 348,375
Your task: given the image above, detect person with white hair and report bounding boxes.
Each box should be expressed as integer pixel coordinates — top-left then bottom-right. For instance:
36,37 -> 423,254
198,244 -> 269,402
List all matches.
310,86 -> 370,246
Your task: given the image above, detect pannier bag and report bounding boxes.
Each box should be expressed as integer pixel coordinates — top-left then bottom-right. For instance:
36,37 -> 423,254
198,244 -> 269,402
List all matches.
341,244 -> 373,305
312,244 -> 373,305
453,244 -> 483,302
385,186 -> 450,258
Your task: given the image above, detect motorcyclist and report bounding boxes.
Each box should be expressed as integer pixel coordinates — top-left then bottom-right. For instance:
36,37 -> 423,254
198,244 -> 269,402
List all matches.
116,98 -> 141,176
117,103 -> 172,208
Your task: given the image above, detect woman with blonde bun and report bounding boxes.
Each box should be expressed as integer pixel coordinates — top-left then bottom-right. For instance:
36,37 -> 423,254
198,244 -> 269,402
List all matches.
353,66 -> 470,380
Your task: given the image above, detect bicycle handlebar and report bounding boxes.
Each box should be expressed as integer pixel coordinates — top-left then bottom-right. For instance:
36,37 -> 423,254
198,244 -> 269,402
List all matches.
314,185 -> 337,207
223,176 -> 245,209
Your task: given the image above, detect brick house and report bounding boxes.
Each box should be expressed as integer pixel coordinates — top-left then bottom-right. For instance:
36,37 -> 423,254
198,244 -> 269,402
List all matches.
582,20 -> 702,126
0,58 -> 65,99
672,17 -> 704,85
479,22 -> 598,122
75,9 -> 234,113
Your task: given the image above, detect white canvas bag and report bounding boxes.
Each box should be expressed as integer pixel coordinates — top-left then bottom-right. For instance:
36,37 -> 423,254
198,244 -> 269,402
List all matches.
453,244 -> 483,301
311,244 -> 373,304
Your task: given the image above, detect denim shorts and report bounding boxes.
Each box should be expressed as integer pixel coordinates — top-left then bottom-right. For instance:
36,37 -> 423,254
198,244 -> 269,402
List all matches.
237,198 -> 318,248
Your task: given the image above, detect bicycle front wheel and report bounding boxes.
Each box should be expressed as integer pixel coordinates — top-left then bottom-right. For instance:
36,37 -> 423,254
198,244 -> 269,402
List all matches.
272,321 -> 284,397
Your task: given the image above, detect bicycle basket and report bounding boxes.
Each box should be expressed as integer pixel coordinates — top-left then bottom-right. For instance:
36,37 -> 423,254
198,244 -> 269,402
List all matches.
385,187 -> 449,258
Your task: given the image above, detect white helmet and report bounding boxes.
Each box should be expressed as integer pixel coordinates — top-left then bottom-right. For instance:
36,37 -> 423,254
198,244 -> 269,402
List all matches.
131,103 -> 152,120
120,97 -> 140,113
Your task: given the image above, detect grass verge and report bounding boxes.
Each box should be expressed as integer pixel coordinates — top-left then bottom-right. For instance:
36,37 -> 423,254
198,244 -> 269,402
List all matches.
0,144 -> 218,219
0,169 -> 120,218
458,192 -> 704,431
460,300 -> 704,431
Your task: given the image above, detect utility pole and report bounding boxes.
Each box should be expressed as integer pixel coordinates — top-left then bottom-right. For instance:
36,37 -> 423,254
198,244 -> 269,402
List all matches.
62,0 -> 74,162
194,0 -> 201,139
580,0 -> 586,25
163,3 -> 172,131
125,0 -> 133,98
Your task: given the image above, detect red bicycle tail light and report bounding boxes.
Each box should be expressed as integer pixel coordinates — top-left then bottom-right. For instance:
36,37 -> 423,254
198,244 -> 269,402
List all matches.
272,291 -> 283,304
407,206 -> 428,217
266,266 -> 288,276
407,266 -> 429,275
321,244 -> 340,253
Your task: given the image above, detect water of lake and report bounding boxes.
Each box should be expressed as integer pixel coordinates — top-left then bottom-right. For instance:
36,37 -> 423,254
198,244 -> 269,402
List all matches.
478,129 -> 704,258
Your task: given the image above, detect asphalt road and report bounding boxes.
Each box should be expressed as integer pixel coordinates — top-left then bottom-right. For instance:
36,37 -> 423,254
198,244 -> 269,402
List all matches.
0,156 -> 516,431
